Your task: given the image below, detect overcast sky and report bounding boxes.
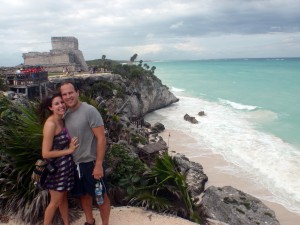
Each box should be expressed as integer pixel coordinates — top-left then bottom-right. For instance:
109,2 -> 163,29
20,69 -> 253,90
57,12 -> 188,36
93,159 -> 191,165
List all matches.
1,0 -> 300,66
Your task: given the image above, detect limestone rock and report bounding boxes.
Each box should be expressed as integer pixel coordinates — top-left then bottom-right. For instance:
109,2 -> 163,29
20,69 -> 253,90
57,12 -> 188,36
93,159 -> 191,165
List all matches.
174,154 -> 208,199
49,73 -> 178,118
151,122 -> 165,133
139,140 -> 168,155
205,218 -> 229,225
199,186 -> 280,225
198,111 -> 206,116
184,113 -> 198,124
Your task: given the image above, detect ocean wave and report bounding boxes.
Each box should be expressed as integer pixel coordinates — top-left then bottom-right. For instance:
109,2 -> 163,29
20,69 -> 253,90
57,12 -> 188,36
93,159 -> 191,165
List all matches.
171,87 -> 185,92
219,98 -> 258,111
245,109 -> 278,123
145,96 -> 300,214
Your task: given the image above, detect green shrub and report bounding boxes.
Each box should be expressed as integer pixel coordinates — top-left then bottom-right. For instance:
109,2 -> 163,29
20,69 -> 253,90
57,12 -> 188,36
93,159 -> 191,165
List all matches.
131,133 -> 148,146
0,77 -> 8,91
84,80 -> 125,99
106,144 -> 146,195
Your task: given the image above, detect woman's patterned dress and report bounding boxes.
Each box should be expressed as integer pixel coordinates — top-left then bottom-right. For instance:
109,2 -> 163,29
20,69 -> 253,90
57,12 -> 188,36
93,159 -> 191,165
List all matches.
44,127 -> 74,191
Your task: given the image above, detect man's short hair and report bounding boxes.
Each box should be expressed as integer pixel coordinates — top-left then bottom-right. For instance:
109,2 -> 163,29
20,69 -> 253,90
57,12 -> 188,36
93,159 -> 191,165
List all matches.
59,80 -> 79,92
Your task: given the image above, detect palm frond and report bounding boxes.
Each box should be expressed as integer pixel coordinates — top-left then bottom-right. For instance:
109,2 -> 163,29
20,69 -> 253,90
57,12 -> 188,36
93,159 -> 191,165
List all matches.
0,98 -> 48,224
129,190 -> 172,212
125,152 -> 200,222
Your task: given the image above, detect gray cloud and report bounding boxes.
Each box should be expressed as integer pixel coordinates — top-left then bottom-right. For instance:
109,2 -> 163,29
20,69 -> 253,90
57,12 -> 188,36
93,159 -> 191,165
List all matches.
1,0 -> 300,66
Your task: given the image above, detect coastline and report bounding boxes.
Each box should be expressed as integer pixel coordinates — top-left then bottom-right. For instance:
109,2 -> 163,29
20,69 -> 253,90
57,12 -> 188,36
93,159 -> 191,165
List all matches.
160,129 -> 300,225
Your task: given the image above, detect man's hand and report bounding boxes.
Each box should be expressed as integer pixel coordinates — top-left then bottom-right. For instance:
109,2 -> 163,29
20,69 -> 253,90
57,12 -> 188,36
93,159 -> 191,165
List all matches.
92,164 -> 103,180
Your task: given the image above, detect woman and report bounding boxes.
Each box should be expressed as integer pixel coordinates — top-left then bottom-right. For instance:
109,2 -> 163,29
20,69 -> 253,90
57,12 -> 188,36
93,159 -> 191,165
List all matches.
39,93 -> 79,225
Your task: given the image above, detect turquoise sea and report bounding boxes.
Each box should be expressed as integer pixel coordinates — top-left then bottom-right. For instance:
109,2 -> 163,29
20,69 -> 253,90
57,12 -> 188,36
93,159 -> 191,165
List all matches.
146,58 -> 300,214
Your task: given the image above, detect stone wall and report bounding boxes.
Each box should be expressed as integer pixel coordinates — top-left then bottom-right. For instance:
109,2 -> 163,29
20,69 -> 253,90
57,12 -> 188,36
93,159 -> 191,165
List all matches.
24,52 -> 72,65
44,64 -> 77,72
51,36 -> 78,50
22,36 -> 88,72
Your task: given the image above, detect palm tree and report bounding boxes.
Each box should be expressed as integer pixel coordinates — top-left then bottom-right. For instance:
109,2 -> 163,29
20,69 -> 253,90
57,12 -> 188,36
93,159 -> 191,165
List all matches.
138,60 -> 143,67
150,66 -> 156,74
102,55 -> 106,71
143,63 -> 150,70
130,53 -> 138,64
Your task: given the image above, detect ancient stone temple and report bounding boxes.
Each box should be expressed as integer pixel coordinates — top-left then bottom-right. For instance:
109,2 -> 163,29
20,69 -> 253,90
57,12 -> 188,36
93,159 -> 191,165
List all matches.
22,36 -> 88,72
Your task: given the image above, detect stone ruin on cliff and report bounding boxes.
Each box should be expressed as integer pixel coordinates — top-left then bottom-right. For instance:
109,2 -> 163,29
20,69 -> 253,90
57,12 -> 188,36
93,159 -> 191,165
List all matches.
22,36 -> 88,72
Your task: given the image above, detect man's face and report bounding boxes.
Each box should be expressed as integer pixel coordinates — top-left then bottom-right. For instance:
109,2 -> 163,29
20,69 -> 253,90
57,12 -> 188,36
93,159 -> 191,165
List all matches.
60,83 -> 79,109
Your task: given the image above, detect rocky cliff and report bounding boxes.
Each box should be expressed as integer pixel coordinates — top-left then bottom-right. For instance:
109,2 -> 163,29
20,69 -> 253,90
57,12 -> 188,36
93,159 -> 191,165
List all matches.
48,73 -> 179,117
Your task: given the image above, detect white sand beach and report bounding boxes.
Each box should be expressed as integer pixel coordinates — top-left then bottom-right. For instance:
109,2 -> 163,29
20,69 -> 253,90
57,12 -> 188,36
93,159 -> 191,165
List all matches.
160,129 -> 300,225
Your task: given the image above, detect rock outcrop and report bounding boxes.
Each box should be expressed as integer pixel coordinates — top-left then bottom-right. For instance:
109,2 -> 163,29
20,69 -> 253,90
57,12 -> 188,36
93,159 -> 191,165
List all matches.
184,113 -> 198,124
49,73 -> 178,118
198,111 -> 206,116
199,186 -> 280,225
174,154 -> 208,198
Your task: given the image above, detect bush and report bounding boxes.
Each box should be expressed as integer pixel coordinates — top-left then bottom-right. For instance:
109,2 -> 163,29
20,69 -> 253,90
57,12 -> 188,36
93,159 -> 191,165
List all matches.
0,77 -> 8,91
106,144 -> 146,196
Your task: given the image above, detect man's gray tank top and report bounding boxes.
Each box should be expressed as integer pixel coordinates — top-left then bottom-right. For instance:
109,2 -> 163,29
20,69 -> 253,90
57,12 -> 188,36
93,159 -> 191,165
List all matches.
64,102 -> 104,164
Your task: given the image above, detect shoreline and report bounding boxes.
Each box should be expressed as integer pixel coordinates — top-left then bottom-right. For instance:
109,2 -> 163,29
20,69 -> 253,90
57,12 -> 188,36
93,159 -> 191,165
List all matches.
160,129 -> 300,225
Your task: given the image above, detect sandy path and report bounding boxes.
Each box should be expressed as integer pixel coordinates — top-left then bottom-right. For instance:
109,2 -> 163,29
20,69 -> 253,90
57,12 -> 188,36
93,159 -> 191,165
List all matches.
6,206 -> 198,225
90,207 -> 198,225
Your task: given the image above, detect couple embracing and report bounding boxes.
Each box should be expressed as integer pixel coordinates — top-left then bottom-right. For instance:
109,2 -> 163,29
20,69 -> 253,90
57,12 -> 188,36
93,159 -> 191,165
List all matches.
39,81 -> 111,225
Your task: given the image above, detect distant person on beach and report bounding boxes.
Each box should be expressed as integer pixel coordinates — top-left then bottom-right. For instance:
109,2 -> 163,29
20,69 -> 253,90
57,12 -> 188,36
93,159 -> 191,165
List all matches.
39,93 -> 79,225
60,81 -> 111,225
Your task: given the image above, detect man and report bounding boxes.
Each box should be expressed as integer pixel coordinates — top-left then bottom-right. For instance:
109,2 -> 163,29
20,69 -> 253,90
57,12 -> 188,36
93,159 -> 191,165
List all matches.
60,81 -> 111,225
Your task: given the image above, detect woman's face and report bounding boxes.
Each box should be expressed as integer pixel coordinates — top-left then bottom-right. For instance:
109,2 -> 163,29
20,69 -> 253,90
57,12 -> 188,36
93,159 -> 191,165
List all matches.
49,96 -> 66,116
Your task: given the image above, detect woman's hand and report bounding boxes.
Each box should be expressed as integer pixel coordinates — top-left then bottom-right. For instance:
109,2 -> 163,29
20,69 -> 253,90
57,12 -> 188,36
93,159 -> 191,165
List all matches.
69,137 -> 79,153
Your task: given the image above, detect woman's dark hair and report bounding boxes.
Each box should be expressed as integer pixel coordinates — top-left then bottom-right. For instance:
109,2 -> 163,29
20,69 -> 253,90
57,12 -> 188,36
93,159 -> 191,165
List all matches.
38,92 -> 62,123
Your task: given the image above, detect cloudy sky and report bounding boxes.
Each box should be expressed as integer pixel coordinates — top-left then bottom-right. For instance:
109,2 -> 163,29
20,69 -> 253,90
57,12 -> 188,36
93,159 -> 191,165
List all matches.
1,0 -> 300,66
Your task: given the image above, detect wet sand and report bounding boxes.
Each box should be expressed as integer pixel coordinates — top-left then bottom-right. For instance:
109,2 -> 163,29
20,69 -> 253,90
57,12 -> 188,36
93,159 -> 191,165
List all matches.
160,129 -> 300,225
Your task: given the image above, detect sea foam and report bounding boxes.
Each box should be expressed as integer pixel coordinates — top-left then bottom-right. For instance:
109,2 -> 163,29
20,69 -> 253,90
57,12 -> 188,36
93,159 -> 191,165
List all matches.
219,98 -> 258,111
245,109 -> 278,123
171,87 -> 185,92
145,95 -> 300,214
